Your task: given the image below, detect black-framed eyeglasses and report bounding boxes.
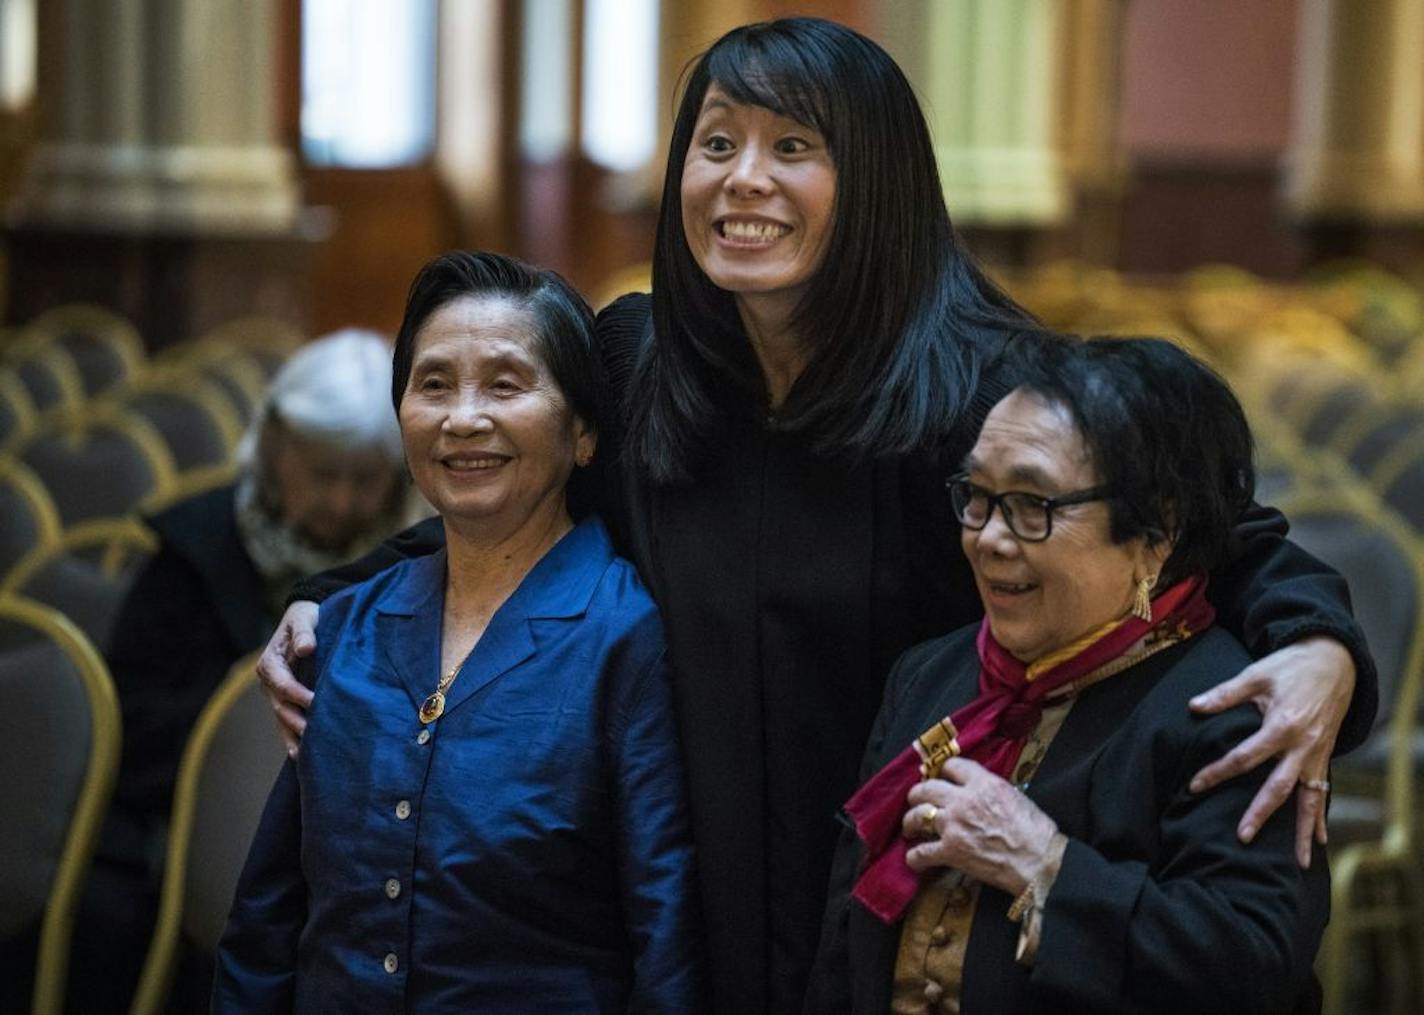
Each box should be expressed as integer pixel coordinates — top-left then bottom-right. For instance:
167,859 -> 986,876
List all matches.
946,474 -> 1111,542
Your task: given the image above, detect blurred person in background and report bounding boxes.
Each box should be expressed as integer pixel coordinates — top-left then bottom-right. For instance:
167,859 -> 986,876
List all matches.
71,327 -> 415,1012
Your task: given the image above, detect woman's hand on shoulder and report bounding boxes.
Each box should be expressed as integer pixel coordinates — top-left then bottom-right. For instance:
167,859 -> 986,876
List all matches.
1186,634 -> 1354,868
256,600 -> 320,757
903,758 -> 1060,897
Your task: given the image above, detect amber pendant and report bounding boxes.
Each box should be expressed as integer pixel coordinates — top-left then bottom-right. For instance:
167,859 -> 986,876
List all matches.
418,691 -> 445,724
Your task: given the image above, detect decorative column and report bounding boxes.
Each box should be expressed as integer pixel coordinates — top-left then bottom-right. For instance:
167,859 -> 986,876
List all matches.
921,0 -> 1068,227
1284,0 -> 1424,220
5,0 -> 314,346
1053,0 -> 1127,264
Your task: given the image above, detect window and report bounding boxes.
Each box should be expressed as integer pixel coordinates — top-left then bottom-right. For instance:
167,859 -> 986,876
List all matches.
580,0 -> 658,172
301,0 -> 438,168
0,0 -> 36,112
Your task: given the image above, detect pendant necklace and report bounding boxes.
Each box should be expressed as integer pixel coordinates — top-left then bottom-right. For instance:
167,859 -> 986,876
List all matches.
419,662 -> 461,724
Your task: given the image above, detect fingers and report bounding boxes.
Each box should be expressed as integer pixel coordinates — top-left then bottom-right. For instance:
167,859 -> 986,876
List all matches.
901,801 -> 941,843
287,601 -> 320,658
270,700 -> 307,758
1189,723 -> 1285,794
1235,750 -> 1305,843
1189,664 -> 1269,716
1293,784 -> 1323,868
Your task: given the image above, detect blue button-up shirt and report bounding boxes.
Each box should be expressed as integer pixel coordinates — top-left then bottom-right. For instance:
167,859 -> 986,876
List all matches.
214,517 -> 703,1012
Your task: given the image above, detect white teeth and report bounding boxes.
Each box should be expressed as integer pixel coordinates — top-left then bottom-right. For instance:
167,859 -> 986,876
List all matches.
445,458 -> 503,470
722,220 -> 789,241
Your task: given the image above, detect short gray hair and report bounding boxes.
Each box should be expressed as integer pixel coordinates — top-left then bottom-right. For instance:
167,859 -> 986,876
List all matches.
238,328 -> 404,466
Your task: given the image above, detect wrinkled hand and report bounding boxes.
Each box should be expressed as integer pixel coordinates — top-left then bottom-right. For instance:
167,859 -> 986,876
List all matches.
1188,635 -> 1354,868
257,600 -> 319,757
903,758 -> 1060,897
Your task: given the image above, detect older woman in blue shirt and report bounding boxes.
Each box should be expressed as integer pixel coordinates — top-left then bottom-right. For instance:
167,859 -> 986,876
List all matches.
213,252 -> 702,1011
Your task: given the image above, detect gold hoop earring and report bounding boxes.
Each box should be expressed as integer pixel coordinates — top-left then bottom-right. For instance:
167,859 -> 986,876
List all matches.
1132,574 -> 1157,622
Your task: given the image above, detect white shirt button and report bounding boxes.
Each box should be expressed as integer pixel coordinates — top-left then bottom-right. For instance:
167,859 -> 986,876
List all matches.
416,729 -> 431,745
383,952 -> 399,974
385,878 -> 401,899
395,799 -> 411,820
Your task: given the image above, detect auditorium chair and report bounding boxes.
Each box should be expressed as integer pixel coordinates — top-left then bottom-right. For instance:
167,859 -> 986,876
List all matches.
0,370 -> 38,453
1295,378 -> 1383,450
0,597 -> 121,1015
3,341 -> 86,421
1378,453 -> 1424,536
193,316 -> 305,378
22,304 -> 146,399
0,520 -> 157,651
131,653 -> 286,1015
16,407 -> 176,528
1273,492 -> 1424,1015
1333,408 -> 1424,480
104,371 -> 242,499
0,457 -> 62,584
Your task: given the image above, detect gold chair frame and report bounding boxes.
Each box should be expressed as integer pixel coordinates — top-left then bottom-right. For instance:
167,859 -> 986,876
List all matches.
21,304 -> 147,394
1269,491 -> 1424,1015
130,652 -> 264,1015
0,455 -> 65,585
0,596 -> 122,1015
0,370 -> 39,454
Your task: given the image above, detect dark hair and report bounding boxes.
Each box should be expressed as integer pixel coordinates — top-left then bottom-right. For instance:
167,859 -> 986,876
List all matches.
628,16 -> 1037,482
391,251 -> 605,516
1007,335 -> 1256,587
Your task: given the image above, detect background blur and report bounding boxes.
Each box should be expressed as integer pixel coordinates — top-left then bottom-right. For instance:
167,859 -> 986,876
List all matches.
3,3 -> 1424,1014
3,0 -> 1423,341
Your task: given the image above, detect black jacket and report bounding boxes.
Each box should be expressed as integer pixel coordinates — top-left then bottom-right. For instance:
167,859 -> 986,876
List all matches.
294,294 -> 1372,1015
805,624 -> 1329,1014
106,484 -> 272,833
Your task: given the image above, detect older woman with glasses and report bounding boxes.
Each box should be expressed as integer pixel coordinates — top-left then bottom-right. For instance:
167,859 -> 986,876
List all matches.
807,335 -> 1329,1014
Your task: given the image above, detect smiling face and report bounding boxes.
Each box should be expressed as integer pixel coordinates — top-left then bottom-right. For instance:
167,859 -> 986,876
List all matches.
398,296 -> 594,543
962,389 -> 1164,663
679,84 -> 838,317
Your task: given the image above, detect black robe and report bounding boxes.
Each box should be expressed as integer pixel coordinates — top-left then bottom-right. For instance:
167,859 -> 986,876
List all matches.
295,294 -> 1375,1015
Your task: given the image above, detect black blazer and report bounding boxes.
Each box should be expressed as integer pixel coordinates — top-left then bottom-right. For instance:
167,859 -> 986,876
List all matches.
805,624 -> 1329,1015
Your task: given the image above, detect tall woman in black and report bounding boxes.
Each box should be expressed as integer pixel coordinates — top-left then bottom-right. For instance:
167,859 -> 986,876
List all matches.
258,18 -> 1373,1013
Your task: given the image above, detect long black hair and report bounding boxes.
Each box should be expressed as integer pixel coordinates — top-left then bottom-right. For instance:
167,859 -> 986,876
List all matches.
627,16 -> 1037,482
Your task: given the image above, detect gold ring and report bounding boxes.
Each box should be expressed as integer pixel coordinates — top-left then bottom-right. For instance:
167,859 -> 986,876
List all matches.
920,804 -> 938,837
1300,778 -> 1331,793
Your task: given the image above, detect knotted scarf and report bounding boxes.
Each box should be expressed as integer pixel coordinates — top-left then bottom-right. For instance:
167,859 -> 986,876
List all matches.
844,576 -> 1215,922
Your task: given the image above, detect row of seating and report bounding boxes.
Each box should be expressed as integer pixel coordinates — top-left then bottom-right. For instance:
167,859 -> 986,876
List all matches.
0,308 -> 300,649
0,305 -> 301,1014
0,596 -> 275,1015
1004,260 -> 1424,1015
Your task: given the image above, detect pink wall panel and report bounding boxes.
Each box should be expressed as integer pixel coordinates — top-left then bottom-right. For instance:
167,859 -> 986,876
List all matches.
1119,0 -> 1299,161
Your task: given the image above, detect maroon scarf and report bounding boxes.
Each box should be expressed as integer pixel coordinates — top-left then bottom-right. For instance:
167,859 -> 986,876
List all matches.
844,577 -> 1215,922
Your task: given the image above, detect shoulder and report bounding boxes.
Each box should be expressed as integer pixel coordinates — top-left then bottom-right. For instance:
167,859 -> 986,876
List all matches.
1128,626 -> 1252,720
584,543 -> 665,659
316,554 -> 434,640
1110,626 -> 1260,766
146,484 -> 239,554
594,293 -> 651,391
883,624 -> 981,722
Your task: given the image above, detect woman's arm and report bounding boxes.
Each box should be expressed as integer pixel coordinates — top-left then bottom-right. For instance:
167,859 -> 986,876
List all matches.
1200,501 -> 1376,862
257,516 -> 446,751
607,641 -> 706,1011
211,761 -> 307,1012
